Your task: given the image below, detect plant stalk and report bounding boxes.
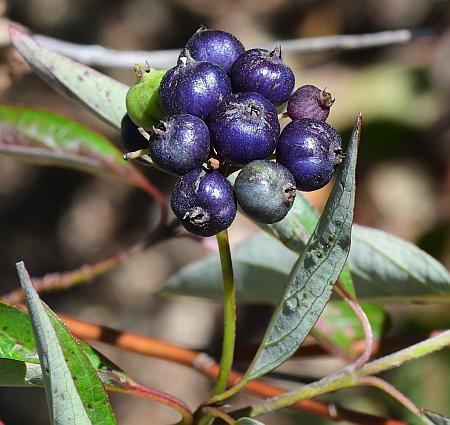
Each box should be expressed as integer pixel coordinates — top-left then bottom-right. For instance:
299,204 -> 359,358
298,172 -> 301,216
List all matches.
212,229 -> 237,396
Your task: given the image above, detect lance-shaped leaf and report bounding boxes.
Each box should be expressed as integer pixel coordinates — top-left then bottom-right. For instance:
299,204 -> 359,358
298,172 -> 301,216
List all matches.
0,105 -> 125,176
236,419 -> 265,425
243,114 -> 360,381
16,262 -> 117,425
0,300 -> 127,390
424,410 -> 450,425
9,25 -> 127,129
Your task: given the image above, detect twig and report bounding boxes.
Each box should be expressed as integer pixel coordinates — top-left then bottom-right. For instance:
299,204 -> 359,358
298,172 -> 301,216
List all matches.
200,407 -> 235,425
213,229 -> 237,396
335,283 -> 374,368
246,330 -> 450,417
30,29 -> 426,69
58,313 -> 409,425
108,380 -> 193,425
356,377 -> 431,425
1,220 -> 179,303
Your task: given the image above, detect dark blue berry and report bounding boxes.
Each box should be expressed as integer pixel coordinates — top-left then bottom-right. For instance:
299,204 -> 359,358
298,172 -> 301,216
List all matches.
149,114 -> 210,175
230,47 -> 295,105
171,168 -> 236,236
207,92 -> 280,164
276,119 -> 343,192
287,85 -> 334,121
185,27 -> 245,73
159,49 -> 232,119
234,160 -> 296,224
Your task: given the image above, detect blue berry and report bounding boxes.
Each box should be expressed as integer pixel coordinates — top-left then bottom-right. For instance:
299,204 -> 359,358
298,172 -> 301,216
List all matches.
159,49 -> 232,119
149,114 -> 210,175
230,47 -> 295,105
287,85 -> 334,121
234,160 -> 296,224
171,168 -> 236,236
276,119 -> 343,192
207,92 -> 280,164
185,27 -> 245,73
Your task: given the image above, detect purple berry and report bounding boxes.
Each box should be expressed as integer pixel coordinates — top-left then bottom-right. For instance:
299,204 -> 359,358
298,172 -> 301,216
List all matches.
207,92 -> 280,164
276,119 -> 343,192
159,49 -> 232,119
287,85 -> 335,121
229,47 -> 295,105
149,114 -> 210,175
234,160 -> 296,224
171,168 -> 236,236
185,27 -> 245,73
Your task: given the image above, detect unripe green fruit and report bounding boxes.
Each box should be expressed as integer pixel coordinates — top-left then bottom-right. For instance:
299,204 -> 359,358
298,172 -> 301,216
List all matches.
126,65 -> 166,129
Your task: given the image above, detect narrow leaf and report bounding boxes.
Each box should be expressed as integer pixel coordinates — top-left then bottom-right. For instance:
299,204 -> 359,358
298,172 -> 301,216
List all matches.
424,410 -> 450,425
244,114 -> 360,381
0,105 -> 124,176
236,419 -> 265,425
0,359 -> 43,387
16,262 -> 116,425
0,300 -> 129,391
9,26 -> 127,129
164,226 -> 450,304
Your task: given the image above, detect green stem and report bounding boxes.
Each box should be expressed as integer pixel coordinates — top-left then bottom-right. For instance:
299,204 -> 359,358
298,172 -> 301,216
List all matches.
248,330 -> 450,417
212,229 -> 236,396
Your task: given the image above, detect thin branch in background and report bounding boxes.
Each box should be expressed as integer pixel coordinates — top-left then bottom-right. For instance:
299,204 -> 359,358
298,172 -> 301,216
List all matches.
335,283 -> 375,369
1,220 -> 180,303
246,330 -> 450,417
58,313 -> 408,425
29,29 -> 429,69
356,377 -> 432,425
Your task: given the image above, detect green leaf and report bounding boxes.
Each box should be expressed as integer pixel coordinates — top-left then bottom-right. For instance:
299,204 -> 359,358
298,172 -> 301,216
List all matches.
16,262 -> 116,425
9,25 -> 127,129
314,301 -> 387,357
243,114 -> 360,381
0,300 -> 129,391
236,419 -> 265,425
0,104 -> 125,176
0,359 -> 43,387
424,410 -> 450,425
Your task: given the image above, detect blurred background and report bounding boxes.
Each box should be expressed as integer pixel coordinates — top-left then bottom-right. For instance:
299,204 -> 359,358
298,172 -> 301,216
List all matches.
0,0 -> 449,423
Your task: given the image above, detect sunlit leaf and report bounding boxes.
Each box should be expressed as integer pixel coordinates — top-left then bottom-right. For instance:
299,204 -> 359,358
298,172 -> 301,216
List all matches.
16,262 -> 116,425
243,114 -> 360,381
0,104 -> 124,176
10,26 -> 127,129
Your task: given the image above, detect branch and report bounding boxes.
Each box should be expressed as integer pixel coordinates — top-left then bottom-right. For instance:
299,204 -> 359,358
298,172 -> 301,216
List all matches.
247,330 -> 450,417
58,313 -> 408,425
336,283 -> 374,368
356,377 -> 431,425
29,29 -> 428,69
1,220 -> 179,303
108,380 -> 193,425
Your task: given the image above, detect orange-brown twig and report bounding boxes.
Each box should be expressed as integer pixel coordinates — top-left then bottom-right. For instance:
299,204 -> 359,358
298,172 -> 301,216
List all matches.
60,314 -> 408,425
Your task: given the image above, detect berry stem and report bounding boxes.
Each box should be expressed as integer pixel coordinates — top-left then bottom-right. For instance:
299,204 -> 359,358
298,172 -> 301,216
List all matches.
212,229 -> 237,396
123,148 -> 149,161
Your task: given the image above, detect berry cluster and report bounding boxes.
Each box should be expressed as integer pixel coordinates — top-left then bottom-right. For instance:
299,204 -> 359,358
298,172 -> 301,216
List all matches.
123,27 -> 343,237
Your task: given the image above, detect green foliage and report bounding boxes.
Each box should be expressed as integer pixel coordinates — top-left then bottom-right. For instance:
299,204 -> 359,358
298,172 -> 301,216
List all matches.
241,115 -> 359,381
16,263 -> 117,425
9,26 -> 127,129
0,105 -> 124,176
